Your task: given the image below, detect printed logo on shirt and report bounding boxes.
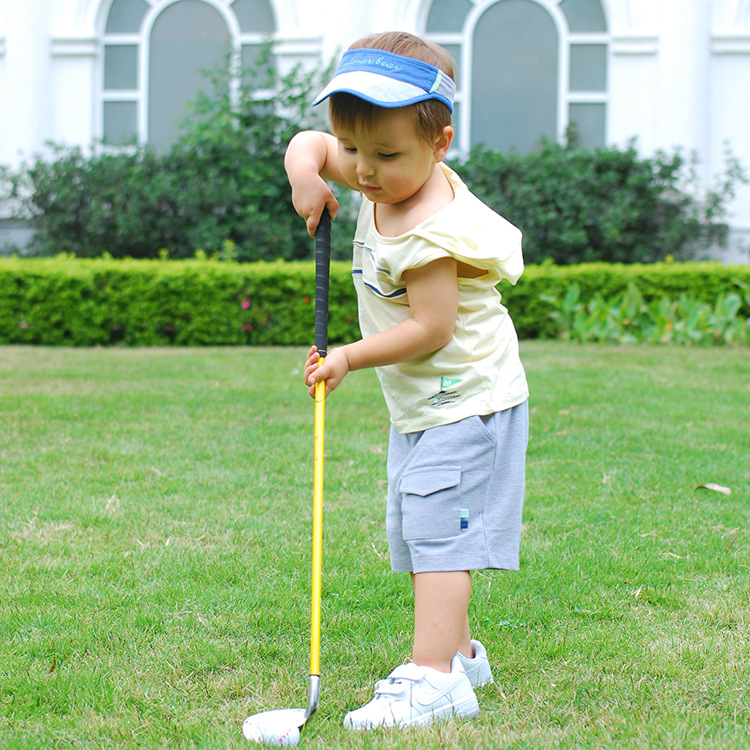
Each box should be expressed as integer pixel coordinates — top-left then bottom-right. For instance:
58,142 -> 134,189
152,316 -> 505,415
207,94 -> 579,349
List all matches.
427,376 -> 462,407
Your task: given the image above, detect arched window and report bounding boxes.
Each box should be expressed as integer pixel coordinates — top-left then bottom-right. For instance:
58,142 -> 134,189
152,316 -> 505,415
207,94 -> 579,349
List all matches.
101,0 -> 276,148
424,0 -> 609,153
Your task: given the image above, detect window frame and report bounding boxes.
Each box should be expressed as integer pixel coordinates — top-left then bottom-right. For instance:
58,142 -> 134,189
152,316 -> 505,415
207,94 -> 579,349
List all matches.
98,0 -> 277,147
422,0 -> 611,153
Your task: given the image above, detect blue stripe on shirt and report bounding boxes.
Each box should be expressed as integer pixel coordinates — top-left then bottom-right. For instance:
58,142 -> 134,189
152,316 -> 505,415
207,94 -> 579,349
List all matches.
353,269 -> 407,298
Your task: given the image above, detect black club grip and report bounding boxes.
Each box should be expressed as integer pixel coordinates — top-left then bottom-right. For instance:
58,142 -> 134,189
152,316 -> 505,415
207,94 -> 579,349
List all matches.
314,208 -> 331,357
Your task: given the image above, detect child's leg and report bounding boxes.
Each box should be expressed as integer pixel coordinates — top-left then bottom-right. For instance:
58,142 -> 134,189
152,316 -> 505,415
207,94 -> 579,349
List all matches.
411,570 -> 472,672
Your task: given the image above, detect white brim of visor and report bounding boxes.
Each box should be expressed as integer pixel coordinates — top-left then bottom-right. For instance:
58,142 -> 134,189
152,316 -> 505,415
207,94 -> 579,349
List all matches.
312,71 -> 448,109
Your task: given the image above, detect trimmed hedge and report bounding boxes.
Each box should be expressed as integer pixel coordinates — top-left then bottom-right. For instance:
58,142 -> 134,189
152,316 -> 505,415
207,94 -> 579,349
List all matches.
503,261 -> 750,339
0,256 -> 357,347
1,255 -> 748,346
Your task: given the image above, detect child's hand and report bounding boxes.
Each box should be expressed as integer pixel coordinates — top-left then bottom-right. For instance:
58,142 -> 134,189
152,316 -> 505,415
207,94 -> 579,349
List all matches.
303,345 -> 350,398
291,176 -> 339,237
285,131 -> 342,237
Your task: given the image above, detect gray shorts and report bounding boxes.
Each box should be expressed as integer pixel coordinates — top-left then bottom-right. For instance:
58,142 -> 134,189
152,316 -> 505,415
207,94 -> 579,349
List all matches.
386,401 -> 529,573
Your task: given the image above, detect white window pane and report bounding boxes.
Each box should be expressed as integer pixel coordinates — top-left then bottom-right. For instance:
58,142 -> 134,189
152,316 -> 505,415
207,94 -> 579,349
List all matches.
104,45 -> 138,91
451,100 -> 461,144
560,0 -> 607,32
148,0 -> 229,149
233,0 -> 276,32
439,43 -> 461,88
426,0 -> 473,32
106,0 -> 149,33
103,102 -> 138,145
472,0 -> 558,153
569,44 -> 607,92
569,103 -> 606,149
241,43 -> 275,88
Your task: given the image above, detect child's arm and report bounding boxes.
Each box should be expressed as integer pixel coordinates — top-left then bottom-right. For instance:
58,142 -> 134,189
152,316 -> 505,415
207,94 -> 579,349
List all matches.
304,257 -> 459,397
285,131 -> 346,237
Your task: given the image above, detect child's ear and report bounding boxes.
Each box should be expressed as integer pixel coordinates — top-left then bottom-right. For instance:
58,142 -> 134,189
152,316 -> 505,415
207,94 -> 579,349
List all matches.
433,125 -> 454,161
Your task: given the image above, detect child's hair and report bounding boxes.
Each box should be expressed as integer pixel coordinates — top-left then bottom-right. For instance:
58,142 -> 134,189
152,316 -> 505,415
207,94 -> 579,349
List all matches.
328,31 -> 456,144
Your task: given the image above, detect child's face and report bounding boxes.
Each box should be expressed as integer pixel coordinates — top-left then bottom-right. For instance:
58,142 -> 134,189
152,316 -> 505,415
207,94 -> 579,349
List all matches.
334,108 -> 451,207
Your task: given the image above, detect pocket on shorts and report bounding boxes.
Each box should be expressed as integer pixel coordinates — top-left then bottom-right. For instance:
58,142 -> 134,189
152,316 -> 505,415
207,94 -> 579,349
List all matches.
399,467 -> 461,541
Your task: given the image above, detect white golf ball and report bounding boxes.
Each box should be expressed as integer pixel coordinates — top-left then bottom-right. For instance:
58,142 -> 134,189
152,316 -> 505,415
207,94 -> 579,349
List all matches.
243,717 -> 300,747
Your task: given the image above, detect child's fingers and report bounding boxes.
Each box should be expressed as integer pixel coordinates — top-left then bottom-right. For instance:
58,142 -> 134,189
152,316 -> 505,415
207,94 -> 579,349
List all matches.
308,361 -> 326,384
307,365 -> 331,397
305,197 -> 339,237
304,365 -> 318,387
309,377 -> 334,399
303,345 -> 322,387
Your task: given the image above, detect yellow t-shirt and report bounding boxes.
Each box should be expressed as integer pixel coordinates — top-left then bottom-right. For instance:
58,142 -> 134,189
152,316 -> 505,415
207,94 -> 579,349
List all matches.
352,163 -> 529,433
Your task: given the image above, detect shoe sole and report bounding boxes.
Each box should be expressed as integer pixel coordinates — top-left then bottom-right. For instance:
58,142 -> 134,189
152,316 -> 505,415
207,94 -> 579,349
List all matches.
344,693 -> 480,730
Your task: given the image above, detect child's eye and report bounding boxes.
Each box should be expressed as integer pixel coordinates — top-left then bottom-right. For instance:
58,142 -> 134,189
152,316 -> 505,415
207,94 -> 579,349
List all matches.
343,146 -> 357,154
379,152 -> 397,159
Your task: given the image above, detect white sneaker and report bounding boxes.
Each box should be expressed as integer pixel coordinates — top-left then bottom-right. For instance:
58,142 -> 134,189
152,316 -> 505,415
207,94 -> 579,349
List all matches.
343,655 -> 479,730
456,639 -> 494,688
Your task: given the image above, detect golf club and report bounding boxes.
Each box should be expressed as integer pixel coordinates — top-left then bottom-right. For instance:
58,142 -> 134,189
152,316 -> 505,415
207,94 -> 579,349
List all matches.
243,208 -> 331,747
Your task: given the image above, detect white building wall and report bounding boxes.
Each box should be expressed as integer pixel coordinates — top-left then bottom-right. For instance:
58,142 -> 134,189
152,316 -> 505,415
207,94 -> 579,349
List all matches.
3,1 -> 55,163
607,0 -> 750,261
1,0 -> 749,260
654,0 -> 711,164
0,2 -> 7,166
710,20 -> 750,262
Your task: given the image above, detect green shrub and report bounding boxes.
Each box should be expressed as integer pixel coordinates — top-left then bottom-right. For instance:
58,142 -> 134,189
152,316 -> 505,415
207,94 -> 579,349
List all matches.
3,49 -> 746,267
3,48 -> 357,263
7,146 -> 183,260
1,256 -> 748,347
540,280 -> 749,345
164,48 -> 357,262
502,260 -> 750,339
454,140 -> 746,265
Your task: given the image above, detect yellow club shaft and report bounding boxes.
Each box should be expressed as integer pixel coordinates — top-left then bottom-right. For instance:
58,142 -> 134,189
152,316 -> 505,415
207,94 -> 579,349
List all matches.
310,362 -> 325,676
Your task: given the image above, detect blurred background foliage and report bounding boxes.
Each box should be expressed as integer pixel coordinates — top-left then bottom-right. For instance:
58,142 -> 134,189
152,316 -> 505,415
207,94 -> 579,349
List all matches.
0,46 -> 746,265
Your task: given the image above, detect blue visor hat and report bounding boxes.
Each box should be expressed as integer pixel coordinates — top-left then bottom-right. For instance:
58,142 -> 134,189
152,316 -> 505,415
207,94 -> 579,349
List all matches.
312,48 -> 455,114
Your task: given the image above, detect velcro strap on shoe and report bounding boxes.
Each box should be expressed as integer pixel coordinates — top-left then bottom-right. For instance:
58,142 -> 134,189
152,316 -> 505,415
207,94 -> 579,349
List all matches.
387,664 -> 424,682
372,663 -> 426,697
375,682 -> 408,697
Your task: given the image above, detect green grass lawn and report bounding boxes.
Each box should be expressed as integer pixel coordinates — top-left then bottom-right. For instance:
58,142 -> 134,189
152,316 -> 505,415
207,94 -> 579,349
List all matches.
1,343 -> 748,749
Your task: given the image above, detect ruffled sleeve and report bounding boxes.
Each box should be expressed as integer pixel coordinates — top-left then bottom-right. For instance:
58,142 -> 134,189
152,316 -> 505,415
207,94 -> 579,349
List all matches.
384,165 -> 523,285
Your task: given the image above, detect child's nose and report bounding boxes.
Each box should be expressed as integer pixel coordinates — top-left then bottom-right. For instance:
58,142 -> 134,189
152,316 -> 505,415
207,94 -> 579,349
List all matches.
356,157 -> 375,177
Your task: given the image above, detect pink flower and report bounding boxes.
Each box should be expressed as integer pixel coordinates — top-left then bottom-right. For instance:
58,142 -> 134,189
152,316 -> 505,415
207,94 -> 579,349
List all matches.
244,323 -> 253,331
241,299 -> 250,309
